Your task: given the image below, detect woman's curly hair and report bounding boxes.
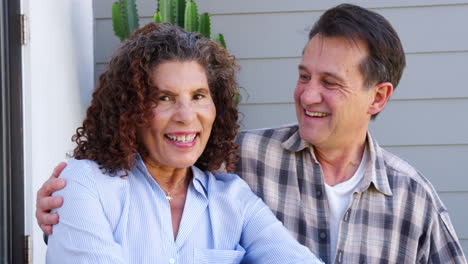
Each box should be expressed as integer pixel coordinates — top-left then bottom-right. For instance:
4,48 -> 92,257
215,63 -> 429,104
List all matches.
72,22 -> 240,174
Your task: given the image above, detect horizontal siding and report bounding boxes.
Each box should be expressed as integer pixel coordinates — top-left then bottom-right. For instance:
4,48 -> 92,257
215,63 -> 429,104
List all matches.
96,51 -> 468,102
235,52 -> 468,104
385,145 -> 468,192
198,0 -> 468,14
94,0 -> 156,18
94,0 -> 468,18
94,5 -> 468,62
207,5 -> 468,59
239,99 -> 468,145
94,18 -> 152,64
439,193 -> 468,239
370,99 -> 468,145
462,240 -> 468,258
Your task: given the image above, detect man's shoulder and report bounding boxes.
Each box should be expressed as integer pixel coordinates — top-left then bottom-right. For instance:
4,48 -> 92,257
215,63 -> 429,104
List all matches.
236,123 -> 299,146
379,147 -> 444,209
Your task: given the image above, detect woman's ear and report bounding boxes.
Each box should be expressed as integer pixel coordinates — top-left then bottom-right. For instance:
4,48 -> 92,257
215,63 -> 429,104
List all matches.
368,82 -> 393,115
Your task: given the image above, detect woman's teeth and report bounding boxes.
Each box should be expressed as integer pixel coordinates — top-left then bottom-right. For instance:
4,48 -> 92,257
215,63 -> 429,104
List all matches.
166,134 -> 197,143
305,111 -> 330,117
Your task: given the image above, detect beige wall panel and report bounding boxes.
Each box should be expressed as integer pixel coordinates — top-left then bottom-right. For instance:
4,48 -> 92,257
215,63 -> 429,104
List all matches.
237,52 -> 468,104
461,240 -> 468,258
384,145 -> 468,192
237,58 -> 299,104
239,99 -> 468,145
238,103 -> 296,130
197,0 -> 468,14
397,52 -> 468,100
209,5 -> 468,59
94,0 -> 156,19
439,193 -> 468,239
370,99 -> 468,145
94,0 -> 468,18
94,18 -> 152,63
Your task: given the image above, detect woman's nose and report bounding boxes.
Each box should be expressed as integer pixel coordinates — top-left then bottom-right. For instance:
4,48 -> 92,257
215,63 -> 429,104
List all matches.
173,102 -> 196,124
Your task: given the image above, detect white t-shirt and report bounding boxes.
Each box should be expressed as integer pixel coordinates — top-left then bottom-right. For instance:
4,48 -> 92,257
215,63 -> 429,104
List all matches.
324,147 -> 368,263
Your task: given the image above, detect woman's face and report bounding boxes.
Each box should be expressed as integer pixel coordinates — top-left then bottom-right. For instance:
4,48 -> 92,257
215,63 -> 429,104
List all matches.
138,60 -> 216,169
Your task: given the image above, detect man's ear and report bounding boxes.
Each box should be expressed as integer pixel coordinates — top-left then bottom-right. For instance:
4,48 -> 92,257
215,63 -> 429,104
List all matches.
368,82 -> 393,115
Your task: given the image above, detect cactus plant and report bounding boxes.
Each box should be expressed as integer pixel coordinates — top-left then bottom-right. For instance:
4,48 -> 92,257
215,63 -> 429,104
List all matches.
184,0 -> 199,33
214,33 -> 226,49
173,0 -> 186,27
198,13 -> 211,38
112,0 -> 139,41
158,0 -> 174,23
153,12 -> 163,23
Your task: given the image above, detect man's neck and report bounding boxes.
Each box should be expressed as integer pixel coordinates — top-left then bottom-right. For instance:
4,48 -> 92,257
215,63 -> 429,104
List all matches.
314,136 -> 367,187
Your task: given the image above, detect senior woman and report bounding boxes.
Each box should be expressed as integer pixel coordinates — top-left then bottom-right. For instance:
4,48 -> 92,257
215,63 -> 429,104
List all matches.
46,22 -> 322,264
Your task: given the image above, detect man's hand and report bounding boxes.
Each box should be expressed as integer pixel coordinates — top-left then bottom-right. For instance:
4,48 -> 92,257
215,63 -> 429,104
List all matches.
35,162 -> 67,234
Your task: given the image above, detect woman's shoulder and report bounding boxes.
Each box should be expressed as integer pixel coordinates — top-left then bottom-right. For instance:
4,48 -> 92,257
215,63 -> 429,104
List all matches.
59,158 -> 129,196
204,170 -> 248,191
200,169 -> 259,205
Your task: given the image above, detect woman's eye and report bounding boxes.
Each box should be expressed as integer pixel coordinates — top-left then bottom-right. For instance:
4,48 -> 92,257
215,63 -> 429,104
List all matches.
194,94 -> 205,100
159,95 -> 170,101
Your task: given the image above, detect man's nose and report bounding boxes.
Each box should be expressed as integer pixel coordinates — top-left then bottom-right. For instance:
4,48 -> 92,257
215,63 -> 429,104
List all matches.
300,81 -> 323,105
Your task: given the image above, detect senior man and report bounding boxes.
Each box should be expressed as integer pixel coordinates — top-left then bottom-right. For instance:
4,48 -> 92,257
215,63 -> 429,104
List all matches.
36,4 -> 466,264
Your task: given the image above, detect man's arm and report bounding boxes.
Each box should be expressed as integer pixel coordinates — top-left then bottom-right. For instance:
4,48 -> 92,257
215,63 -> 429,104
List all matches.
417,209 -> 467,263
35,162 -> 67,234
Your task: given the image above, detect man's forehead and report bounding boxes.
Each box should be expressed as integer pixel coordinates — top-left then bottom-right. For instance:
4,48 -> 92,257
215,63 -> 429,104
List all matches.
300,35 -> 368,73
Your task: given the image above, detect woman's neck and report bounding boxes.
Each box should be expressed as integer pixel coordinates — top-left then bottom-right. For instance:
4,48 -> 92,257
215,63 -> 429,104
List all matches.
143,158 -> 191,190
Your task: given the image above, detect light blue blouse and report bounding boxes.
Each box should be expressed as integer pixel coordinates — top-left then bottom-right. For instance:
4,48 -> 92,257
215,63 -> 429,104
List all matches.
46,156 -> 322,264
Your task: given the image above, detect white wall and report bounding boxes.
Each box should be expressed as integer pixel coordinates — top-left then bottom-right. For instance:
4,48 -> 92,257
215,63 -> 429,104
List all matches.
22,0 -> 94,263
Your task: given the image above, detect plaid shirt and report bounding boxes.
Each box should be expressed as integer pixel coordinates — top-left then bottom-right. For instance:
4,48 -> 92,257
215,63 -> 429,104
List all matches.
234,124 -> 466,264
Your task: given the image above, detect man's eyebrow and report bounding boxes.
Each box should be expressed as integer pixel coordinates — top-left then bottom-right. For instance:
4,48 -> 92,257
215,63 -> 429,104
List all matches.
298,65 -> 345,82
323,72 -> 345,83
298,64 -> 308,71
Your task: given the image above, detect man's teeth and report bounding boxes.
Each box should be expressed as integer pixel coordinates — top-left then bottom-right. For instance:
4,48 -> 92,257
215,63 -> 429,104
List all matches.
305,111 -> 329,117
166,134 -> 197,143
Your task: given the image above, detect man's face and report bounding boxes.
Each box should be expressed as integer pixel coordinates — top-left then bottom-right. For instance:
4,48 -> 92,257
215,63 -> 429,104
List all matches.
294,35 -> 376,150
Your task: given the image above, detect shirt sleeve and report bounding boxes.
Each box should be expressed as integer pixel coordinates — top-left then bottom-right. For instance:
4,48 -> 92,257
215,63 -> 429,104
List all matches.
46,160 -> 126,264
417,209 -> 467,264
237,180 -> 323,264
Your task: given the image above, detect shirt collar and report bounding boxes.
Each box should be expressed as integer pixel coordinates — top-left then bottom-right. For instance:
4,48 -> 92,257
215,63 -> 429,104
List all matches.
280,127 -> 392,196
191,165 -> 209,199
281,125 -> 309,152
362,132 -> 393,196
134,153 -> 210,199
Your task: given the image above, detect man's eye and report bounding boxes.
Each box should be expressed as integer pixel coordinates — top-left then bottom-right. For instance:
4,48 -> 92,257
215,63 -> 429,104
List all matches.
323,80 -> 339,88
299,74 -> 311,81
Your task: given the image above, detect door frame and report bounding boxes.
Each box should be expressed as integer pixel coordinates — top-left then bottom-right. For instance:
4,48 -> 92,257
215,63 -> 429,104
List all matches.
1,0 -> 25,262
